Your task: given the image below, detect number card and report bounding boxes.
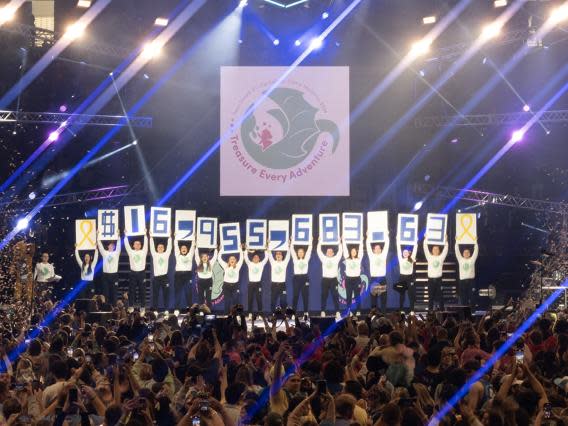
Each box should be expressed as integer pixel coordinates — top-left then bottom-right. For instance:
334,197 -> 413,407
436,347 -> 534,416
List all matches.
268,220 -> 289,251
292,214 -> 313,244
456,213 -> 477,244
197,217 -> 218,248
425,213 -> 448,244
220,223 -> 241,253
342,212 -> 363,243
175,210 -> 196,241
124,205 -> 145,236
367,211 -> 388,243
246,219 -> 267,250
76,219 -> 97,250
397,214 -> 418,244
97,209 -> 119,240
319,214 -> 340,244
150,207 -> 171,237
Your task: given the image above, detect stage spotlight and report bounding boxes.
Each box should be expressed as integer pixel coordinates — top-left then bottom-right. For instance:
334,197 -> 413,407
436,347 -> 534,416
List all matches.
413,200 -> 424,212
410,39 -> 431,57
273,38 -> 280,46
511,129 -> 524,143
294,39 -> 301,46
77,0 -> 92,8
549,4 -> 568,25
523,104 -> 530,112
482,57 -> 488,64
422,16 -> 436,25
481,22 -> 502,40
154,17 -> 169,27
322,12 -> 329,19
142,40 -> 163,59
59,105 -> 68,112
16,218 -> 29,231
143,73 -> 149,79
310,37 -> 323,49
0,5 -> 16,23
419,69 -> 425,77
238,39 -> 243,44
493,0 -> 507,8
65,22 -> 86,40
28,192 -> 36,200
48,131 -> 59,142
133,139 -> 138,145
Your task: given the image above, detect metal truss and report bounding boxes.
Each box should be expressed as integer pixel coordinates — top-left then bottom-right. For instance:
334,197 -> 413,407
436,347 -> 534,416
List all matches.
415,183 -> 568,216
0,22 -> 132,59
414,109 -> 568,128
0,110 -> 152,128
0,185 -> 134,212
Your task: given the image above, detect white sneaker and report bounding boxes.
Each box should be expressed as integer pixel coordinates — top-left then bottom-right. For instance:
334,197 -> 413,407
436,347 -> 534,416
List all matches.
320,311 -> 326,317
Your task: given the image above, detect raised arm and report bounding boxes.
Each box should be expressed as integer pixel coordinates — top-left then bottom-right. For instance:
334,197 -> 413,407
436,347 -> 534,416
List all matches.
97,234 -> 107,257
358,241 -> 364,259
455,242 -> 463,262
290,244 -> 298,261
471,242 -> 479,262
236,250 -> 245,269
75,248 -> 82,267
441,241 -> 449,259
305,243 -> 313,262
149,237 -> 157,256
174,238 -> 181,256
165,237 -> 172,256
423,240 -> 431,262
92,249 -> 99,266
317,239 -> 325,261
383,237 -> 390,258
124,236 -> 133,255
210,248 -> 218,265
217,251 -> 227,269
342,239 -> 348,260
366,236 -> 373,257
142,234 -> 149,256
335,242 -> 343,261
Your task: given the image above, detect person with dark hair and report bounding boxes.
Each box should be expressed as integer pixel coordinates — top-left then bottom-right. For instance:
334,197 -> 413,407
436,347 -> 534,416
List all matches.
424,240 -> 449,311
395,242 -> 417,311
267,244 -> 290,311
455,241 -> 479,306
244,248 -> 268,315
367,233 -> 390,313
290,243 -> 312,314
342,239 -> 364,311
317,238 -> 342,317
97,232 -> 121,306
150,236 -> 173,310
42,359 -> 69,407
124,233 -> 148,308
75,246 -> 99,298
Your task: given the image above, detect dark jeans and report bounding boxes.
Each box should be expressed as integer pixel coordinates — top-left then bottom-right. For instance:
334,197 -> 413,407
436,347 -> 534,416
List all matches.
292,274 -> 309,312
370,276 -> 387,312
129,271 -> 146,307
345,276 -> 361,309
223,282 -> 240,310
197,277 -> 212,305
152,274 -> 170,309
398,275 -> 416,311
458,278 -> 475,305
271,282 -> 287,311
101,272 -> 118,305
174,271 -> 192,308
428,277 -> 444,311
321,277 -> 339,311
248,281 -> 263,313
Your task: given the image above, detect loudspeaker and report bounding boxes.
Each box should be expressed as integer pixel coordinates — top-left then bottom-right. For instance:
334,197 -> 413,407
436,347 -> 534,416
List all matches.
74,299 -> 97,314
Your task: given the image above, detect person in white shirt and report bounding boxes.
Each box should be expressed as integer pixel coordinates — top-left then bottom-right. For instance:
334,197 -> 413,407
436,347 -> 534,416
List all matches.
97,234 -> 121,305
366,235 -> 389,313
244,248 -> 268,314
424,240 -> 449,311
218,247 -> 245,310
34,252 -> 58,300
173,238 -> 195,309
124,233 -> 148,307
343,239 -> 364,310
150,237 -> 172,309
317,239 -> 342,315
195,248 -> 218,306
396,242 -> 418,311
290,242 -> 312,313
455,242 -> 479,305
74,246 -> 99,298
267,245 -> 290,310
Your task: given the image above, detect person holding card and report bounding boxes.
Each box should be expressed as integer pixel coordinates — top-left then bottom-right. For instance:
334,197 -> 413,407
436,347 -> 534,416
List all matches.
124,232 -> 148,308
396,242 -> 418,311
195,248 -> 218,306
290,241 -> 312,314
34,252 -> 61,301
244,247 -> 268,315
317,238 -> 342,316
150,237 -> 172,310
74,245 -> 99,298
218,246 -> 245,310
367,234 -> 389,313
455,242 -> 479,306
343,239 -> 364,310
173,238 -> 195,309
267,245 -> 290,310
97,233 -> 121,305
424,240 -> 449,311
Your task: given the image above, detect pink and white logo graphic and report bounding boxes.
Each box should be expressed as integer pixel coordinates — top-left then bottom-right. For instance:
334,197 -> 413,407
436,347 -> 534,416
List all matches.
220,66 -> 350,196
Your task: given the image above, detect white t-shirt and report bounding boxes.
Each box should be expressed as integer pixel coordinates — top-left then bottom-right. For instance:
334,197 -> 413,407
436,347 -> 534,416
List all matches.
75,249 -> 99,281
244,252 -> 268,282
124,235 -> 148,272
195,249 -> 218,279
317,243 -> 343,279
34,262 -> 55,283
396,242 -> 418,276
97,238 -> 121,274
150,237 -> 172,277
343,242 -> 364,278
268,250 -> 290,283
174,239 -> 195,272
367,238 -> 389,278
424,241 -> 449,279
218,251 -> 244,284
290,245 -> 312,275
455,242 -> 479,280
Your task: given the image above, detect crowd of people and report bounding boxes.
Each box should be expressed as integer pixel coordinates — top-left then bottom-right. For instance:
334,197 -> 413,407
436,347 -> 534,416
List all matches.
0,290 -> 567,426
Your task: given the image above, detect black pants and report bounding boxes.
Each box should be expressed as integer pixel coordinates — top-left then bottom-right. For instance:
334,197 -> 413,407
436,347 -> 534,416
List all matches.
458,278 -> 474,306
197,277 -> 212,305
271,282 -> 287,310
345,276 -> 361,309
129,271 -> 146,307
77,280 -> 93,299
101,273 -> 118,305
292,274 -> 309,312
152,275 -> 170,309
174,271 -> 192,308
321,277 -> 339,311
398,276 -> 416,311
371,276 -> 387,312
428,277 -> 444,311
223,282 -> 240,310
248,281 -> 263,313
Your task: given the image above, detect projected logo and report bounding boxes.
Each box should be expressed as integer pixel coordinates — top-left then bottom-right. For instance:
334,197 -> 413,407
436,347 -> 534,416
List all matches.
221,66 -> 349,196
